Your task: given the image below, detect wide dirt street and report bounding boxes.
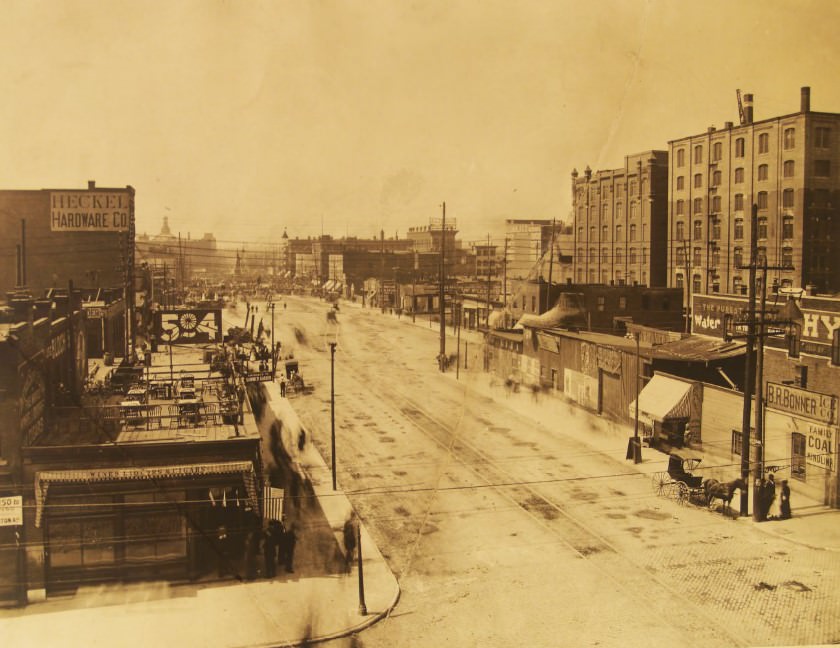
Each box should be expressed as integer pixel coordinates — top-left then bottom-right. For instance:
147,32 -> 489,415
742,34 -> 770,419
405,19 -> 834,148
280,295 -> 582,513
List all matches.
235,296 -> 840,648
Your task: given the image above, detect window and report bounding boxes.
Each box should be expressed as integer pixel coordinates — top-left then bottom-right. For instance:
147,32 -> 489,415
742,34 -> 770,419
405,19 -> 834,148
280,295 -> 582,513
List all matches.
694,145 -> 703,164
815,160 -> 831,177
693,274 -> 701,293
615,248 -> 623,264
629,224 -> 636,241
757,191 -> 768,209
676,176 -> 685,191
588,269 -> 596,283
757,164 -> 769,181
711,246 -> 720,267
628,270 -> 636,285
629,248 -> 637,264
576,268 -> 583,283
712,196 -> 721,213
602,225 -> 608,240
733,275 -> 743,294
757,246 -> 767,265
694,173 -> 702,189
629,180 -> 637,195
615,224 -> 623,241
734,167 -> 744,184
758,216 -> 767,239
693,197 -> 703,214
589,247 -> 596,262
734,193 -> 744,211
783,216 -> 794,240
782,247 -> 793,268
734,247 -> 743,268
693,220 -> 702,240
783,189 -> 794,208
577,227 -> 583,240
602,247 -> 609,262
616,203 -> 623,219
713,142 -> 722,161
735,138 -> 745,157
712,219 -> 721,239
676,148 -> 685,167
794,365 -> 807,389
712,170 -> 722,185
577,247 -> 584,260
783,127 -> 795,149
615,270 -> 624,285
731,430 -> 743,456
676,246 -> 686,266
758,132 -> 769,153
630,202 -> 638,220
676,199 -> 685,216
693,247 -> 702,267
675,273 -> 684,289
601,270 -> 608,284
791,432 -> 806,480
597,296 -> 606,312
734,218 -> 744,240
783,160 -> 795,177
816,127 -> 831,148
590,226 -> 596,240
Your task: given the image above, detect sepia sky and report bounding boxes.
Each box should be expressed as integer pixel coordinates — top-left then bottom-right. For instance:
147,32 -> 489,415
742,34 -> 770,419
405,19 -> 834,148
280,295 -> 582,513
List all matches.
1,0 -> 839,246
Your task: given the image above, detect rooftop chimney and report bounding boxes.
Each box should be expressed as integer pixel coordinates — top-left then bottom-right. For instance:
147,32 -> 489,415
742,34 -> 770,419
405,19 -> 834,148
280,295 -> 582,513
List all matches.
743,94 -> 754,124
88,180 -> 96,189
724,121 -> 734,129
801,86 -> 811,113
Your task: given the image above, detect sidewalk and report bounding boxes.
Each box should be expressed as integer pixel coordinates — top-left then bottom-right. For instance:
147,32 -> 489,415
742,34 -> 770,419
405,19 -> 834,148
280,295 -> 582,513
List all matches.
450,369 -> 840,553
0,384 -> 400,648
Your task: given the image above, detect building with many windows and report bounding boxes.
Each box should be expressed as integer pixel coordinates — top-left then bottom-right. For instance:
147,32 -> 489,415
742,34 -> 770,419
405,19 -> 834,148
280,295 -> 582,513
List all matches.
668,87 -> 840,301
570,151 -> 670,288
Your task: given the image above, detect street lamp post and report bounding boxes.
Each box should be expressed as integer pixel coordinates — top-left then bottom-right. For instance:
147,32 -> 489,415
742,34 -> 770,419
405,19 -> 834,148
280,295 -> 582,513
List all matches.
356,523 -> 367,615
330,341 -> 337,491
626,331 -> 642,464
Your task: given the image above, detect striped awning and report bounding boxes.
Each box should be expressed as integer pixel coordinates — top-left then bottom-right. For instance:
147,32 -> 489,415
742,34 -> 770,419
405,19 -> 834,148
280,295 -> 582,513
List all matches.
35,461 -> 259,527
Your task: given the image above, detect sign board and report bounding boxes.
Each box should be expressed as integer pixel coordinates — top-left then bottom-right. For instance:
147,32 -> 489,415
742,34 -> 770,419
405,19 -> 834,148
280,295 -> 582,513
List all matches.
766,382 -> 838,426
50,191 -> 131,232
154,309 -> 222,344
84,307 -> 105,319
0,496 -> 23,527
245,371 -> 274,384
804,423 -> 835,472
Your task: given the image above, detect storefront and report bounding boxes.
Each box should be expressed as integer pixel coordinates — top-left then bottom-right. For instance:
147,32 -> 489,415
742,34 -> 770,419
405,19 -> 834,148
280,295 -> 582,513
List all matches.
629,373 -> 699,449
35,462 -> 259,593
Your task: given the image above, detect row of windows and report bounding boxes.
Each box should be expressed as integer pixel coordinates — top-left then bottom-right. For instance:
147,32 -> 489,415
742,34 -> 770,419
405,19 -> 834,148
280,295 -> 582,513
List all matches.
676,159 -> 830,190
675,127 -> 832,167
576,269 -> 648,286
675,189 -> 796,215
577,248 -> 648,264
674,215 -> 795,241
577,223 -> 647,241
674,245 -> 794,268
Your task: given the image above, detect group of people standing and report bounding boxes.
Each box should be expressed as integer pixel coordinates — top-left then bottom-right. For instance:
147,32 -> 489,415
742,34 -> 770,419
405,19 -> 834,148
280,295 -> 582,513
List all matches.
757,473 -> 793,521
247,519 -> 297,579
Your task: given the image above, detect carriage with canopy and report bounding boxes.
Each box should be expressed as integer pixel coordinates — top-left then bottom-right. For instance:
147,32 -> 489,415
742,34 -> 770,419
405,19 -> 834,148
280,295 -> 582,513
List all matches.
651,452 -> 705,505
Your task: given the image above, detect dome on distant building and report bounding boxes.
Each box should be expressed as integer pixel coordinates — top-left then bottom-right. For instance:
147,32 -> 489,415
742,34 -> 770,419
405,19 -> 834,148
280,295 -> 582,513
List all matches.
152,216 -> 177,242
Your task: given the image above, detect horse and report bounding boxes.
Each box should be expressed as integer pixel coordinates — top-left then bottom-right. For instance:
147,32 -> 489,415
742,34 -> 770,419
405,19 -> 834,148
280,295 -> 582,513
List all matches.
703,478 -> 747,514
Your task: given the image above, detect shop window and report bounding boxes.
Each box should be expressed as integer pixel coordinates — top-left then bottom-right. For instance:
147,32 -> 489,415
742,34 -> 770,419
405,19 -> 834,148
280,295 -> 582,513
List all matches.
731,430 -> 743,456
791,432 -> 806,481
124,513 -> 187,562
48,518 -> 116,568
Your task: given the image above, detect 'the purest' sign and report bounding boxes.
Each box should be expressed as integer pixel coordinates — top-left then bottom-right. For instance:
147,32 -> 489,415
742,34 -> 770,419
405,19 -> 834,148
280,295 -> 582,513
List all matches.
50,191 -> 131,232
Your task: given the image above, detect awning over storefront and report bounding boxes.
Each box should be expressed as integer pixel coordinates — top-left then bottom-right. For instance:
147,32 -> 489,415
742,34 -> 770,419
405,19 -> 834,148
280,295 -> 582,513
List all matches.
35,461 -> 259,527
628,374 -> 693,425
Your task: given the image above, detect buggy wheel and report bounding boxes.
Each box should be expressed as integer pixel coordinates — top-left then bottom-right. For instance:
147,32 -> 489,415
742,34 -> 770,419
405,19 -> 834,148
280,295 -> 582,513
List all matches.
651,472 -> 670,496
675,482 -> 690,506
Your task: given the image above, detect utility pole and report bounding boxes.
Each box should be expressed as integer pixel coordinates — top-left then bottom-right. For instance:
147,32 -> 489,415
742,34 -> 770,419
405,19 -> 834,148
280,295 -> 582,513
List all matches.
380,230 -> 385,314
439,202 -> 446,371
502,238 -> 508,328
356,523 -> 367,615
270,302 -> 276,378
20,219 -> 26,287
683,239 -> 692,335
330,341 -> 337,491
547,219 -> 556,313
486,233 -> 492,327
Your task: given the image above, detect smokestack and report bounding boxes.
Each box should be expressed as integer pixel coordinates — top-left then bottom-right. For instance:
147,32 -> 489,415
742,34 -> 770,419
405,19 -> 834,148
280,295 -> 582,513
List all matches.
801,86 -> 811,113
743,94 -> 754,124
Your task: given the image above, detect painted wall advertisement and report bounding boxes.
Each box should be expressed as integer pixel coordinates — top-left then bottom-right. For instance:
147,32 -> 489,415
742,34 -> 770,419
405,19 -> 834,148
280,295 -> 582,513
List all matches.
766,382 -> 837,473
50,191 -> 131,232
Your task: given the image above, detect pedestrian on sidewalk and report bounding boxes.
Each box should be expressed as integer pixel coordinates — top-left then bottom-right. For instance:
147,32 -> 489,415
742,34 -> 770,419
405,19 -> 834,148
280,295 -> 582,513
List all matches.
343,514 -> 357,573
262,525 -> 277,579
245,528 -> 260,580
216,525 -> 230,578
280,375 -> 287,397
280,518 -> 297,573
765,473 -> 777,520
779,479 -> 792,520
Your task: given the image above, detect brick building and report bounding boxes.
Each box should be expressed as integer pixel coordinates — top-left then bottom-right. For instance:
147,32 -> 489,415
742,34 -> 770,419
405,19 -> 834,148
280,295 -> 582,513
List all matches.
668,87 -> 840,301
571,151 -> 670,288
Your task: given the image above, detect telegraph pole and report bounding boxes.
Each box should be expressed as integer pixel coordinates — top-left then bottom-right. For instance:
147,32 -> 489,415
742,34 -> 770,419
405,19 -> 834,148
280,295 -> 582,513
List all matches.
439,202 -> 446,371
546,218 -> 555,313
683,239 -> 692,335
270,302 -> 276,378
738,205 -> 758,517
502,238 -> 508,327
486,233 -> 492,327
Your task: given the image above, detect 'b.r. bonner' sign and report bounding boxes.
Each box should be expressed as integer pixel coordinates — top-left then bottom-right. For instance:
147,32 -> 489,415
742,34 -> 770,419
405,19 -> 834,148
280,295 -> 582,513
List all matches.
50,191 -> 131,232
766,382 -> 838,426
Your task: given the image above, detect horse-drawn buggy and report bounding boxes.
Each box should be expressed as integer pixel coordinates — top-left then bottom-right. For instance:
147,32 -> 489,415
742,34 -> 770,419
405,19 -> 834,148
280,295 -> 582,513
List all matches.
652,452 -> 746,513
